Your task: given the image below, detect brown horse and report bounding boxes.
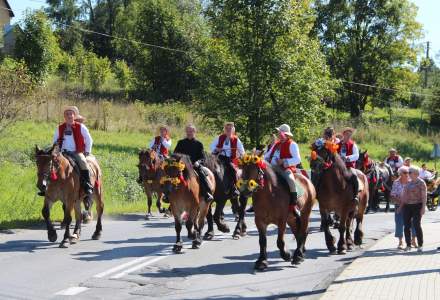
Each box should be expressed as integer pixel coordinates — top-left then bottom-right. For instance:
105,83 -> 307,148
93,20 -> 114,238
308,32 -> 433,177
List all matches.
162,153 -> 216,252
35,145 -> 104,248
238,154 -> 316,270
138,149 -> 167,219
310,142 -> 368,254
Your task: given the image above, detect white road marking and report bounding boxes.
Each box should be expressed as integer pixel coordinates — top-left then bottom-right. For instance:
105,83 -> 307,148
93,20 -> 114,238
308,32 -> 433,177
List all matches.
111,254 -> 170,279
93,255 -> 159,278
55,286 -> 89,296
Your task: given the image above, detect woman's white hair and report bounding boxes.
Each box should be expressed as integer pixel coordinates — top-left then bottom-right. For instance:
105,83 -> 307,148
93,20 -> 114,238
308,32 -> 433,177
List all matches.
397,166 -> 409,175
408,166 -> 420,175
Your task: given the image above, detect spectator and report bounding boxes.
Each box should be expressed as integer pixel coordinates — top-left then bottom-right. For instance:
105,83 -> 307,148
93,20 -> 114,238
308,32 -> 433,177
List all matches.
385,148 -> 404,174
399,167 -> 427,252
403,157 -> 412,167
419,163 -> 433,180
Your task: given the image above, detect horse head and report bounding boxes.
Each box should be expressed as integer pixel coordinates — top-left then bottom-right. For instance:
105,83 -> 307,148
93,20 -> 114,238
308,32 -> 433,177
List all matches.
34,144 -> 58,193
356,149 -> 369,172
310,141 -> 338,174
237,153 -> 266,197
161,154 -> 193,193
138,149 -> 161,182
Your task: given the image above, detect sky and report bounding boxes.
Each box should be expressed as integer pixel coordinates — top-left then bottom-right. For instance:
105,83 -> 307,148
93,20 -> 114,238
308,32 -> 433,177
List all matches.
7,0 -> 440,61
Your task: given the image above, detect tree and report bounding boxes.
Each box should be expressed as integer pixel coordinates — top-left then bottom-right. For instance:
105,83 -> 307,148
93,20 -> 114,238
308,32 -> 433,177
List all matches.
45,0 -> 83,53
0,59 -> 34,133
85,52 -> 112,91
14,11 -> 60,83
115,0 -> 206,101
196,0 -> 334,147
313,0 -> 423,117
113,59 -> 133,96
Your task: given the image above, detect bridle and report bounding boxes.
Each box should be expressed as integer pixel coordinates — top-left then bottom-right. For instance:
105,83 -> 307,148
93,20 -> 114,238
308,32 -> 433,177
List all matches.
36,154 -> 60,182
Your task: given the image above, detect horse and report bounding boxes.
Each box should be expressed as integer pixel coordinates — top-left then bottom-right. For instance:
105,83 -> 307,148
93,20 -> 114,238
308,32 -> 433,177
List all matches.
203,154 -> 247,240
161,153 -> 216,252
310,141 -> 368,254
356,150 -> 393,213
238,153 -> 316,270
138,149 -> 167,219
35,145 -> 104,248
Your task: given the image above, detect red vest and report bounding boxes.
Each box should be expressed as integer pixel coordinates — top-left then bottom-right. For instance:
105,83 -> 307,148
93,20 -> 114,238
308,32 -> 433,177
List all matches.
153,136 -> 169,156
338,139 -> 355,168
216,134 -> 238,159
269,139 -> 293,162
58,122 -> 85,153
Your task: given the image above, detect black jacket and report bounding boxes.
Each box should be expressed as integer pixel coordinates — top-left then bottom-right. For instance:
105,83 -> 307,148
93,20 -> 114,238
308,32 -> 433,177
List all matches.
174,138 -> 205,163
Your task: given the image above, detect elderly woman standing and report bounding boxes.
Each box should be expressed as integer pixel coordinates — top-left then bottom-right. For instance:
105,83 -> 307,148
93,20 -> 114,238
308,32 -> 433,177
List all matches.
399,167 -> 427,252
390,166 -> 414,249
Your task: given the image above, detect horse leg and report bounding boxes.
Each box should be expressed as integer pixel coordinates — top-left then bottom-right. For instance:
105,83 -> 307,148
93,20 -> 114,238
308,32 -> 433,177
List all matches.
230,196 -> 239,221
321,212 -> 336,254
203,204 -> 215,240
59,199 -> 74,248
354,214 -> 364,246
146,189 -> 153,219
337,213 -> 348,254
213,198 -> 230,233
70,200 -> 82,244
156,192 -> 164,214
42,200 -> 57,242
277,221 -> 291,262
173,216 -> 183,253
60,203 -> 68,229
92,190 -> 104,240
345,216 -> 354,251
186,219 -> 195,240
255,221 -> 269,271
193,201 -> 209,249
384,190 -> 390,213
233,195 -> 248,239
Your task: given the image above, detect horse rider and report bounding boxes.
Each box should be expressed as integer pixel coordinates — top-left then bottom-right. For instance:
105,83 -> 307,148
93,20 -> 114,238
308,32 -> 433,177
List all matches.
150,126 -> 172,158
338,127 -> 360,205
385,148 -> 403,174
174,124 -> 214,202
264,124 -> 302,218
210,122 -> 245,197
43,106 -> 94,207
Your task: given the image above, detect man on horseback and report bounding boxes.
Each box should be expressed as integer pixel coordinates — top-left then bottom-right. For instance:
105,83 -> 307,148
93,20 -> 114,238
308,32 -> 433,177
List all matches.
150,126 -> 172,158
174,124 -> 214,202
47,106 -> 94,207
384,148 -> 403,174
264,124 -> 302,218
210,122 -> 245,197
338,127 -> 360,205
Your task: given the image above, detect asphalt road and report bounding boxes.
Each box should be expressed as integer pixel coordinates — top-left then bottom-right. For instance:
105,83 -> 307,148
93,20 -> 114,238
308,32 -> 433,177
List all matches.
1,205 -> 439,300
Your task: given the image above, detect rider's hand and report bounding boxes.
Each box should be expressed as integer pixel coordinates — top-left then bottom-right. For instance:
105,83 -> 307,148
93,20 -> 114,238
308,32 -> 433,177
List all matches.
84,152 -> 90,157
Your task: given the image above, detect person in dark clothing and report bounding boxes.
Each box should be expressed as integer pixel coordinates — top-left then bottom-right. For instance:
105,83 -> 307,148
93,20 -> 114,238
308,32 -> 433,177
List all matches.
174,124 -> 214,202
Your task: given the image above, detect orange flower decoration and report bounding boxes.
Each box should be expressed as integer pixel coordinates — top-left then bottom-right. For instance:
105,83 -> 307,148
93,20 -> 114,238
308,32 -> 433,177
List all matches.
325,141 -> 339,154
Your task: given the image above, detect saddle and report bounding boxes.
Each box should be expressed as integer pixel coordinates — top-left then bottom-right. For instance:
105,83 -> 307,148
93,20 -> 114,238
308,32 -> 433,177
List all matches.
274,172 -> 305,199
62,152 -> 81,175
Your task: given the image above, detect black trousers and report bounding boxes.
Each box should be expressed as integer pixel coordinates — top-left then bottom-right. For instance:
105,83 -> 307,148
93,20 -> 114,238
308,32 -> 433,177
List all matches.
403,203 -> 423,247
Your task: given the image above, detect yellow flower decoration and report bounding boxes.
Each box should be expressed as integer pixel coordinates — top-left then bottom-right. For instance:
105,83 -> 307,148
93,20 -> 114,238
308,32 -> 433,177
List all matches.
160,176 -> 181,186
251,156 -> 261,164
243,155 -> 252,164
248,179 -> 259,191
236,179 -> 244,189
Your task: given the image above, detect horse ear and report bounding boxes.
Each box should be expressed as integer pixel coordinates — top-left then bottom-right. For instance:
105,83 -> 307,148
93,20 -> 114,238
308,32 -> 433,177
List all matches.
35,145 -> 41,153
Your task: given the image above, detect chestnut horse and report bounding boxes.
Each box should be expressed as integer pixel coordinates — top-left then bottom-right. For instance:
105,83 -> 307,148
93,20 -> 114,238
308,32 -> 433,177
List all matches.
162,154 -> 216,252
310,142 -> 368,254
138,149 -> 166,219
35,145 -> 104,248
238,154 -> 316,270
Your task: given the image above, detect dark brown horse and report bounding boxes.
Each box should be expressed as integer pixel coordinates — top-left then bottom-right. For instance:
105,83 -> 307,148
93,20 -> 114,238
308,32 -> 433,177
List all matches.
203,154 -> 247,240
35,145 -> 104,248
238,154 -> 316,270
138,149 -> 167,219
162,154 -> 216,252
310,142 -> 368,254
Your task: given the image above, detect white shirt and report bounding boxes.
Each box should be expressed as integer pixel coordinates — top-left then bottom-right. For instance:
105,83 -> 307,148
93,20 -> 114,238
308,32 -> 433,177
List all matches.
264,141 -> 301,167
385,155 -> 403,170
53,123 -> 93,153
210,136 -> 245,158
419,169 -> 433,180
149,137 -> 172,152
339,142 -> 359,162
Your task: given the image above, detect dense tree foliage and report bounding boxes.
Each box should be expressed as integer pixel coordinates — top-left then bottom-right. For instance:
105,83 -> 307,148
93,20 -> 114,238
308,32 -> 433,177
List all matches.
313,0 -> 423,117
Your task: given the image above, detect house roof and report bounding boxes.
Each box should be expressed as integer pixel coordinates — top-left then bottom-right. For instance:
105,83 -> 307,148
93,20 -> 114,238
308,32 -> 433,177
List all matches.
2,0 -> 14,18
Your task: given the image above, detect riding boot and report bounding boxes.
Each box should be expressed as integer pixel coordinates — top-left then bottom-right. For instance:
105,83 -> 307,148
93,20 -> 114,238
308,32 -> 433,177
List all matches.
81,170 -> 94,209
199,172 -> 214,202
350,174 -> 359,205
289,192 -> 301,218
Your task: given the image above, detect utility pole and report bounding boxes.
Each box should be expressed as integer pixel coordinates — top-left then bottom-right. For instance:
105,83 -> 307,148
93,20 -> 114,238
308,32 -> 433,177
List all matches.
424,41 -> 430,88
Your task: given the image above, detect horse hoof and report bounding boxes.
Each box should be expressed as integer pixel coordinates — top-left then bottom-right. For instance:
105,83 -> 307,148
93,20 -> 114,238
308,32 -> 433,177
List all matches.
291,255 -> 304,265
48,231 -> 58,243
192,240 -> 202,249
173,244 -> 183,253
59,240 -> 69,248
281,252 -> 291,262
203,232 -> 214,241
217,224 -> 230,233
347,245 -> 354,251
91,231 -> 102,240
82,211 -> 92,223
337,249 -> 347,255
232,231 -> 241,240
255,260 -> 268,271
69,234 -> 80,244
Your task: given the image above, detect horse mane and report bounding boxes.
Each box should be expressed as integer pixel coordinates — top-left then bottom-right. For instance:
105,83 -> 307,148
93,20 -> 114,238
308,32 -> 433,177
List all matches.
171,153 -> 196,180
263,163 -> 280,188
203,153 -> 224,181
332,152 -> 351,178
